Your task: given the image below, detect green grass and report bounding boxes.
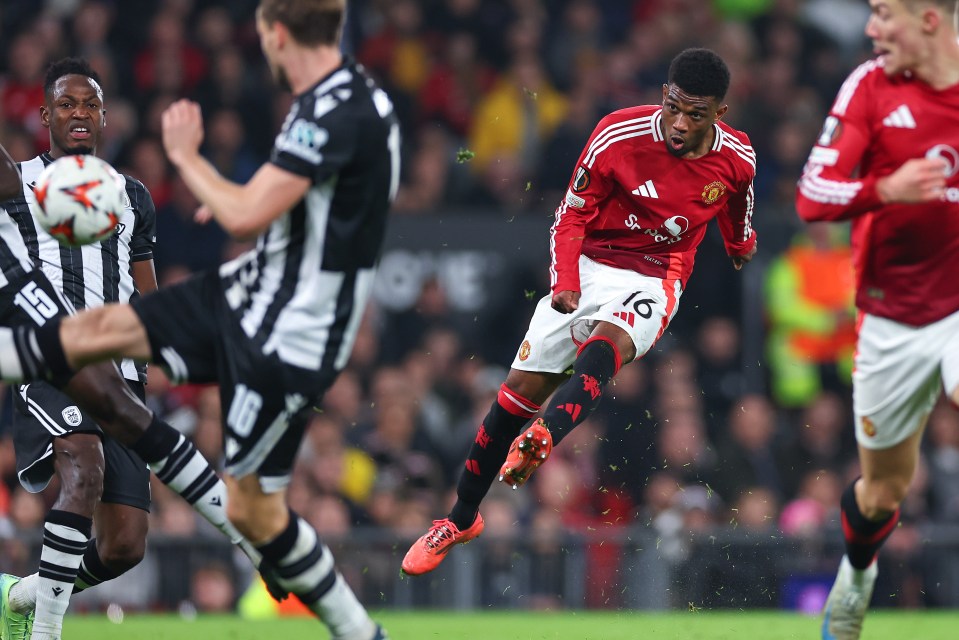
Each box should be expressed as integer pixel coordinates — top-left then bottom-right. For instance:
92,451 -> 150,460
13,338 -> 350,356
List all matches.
59,610 -> 959,639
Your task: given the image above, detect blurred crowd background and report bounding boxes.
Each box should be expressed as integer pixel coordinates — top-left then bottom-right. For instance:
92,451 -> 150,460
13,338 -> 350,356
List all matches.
1,0 -> 958,614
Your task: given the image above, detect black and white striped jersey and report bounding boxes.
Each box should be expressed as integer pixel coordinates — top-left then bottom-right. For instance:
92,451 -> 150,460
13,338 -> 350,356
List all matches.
219,57 -> 400,374
5,153 -> 156,382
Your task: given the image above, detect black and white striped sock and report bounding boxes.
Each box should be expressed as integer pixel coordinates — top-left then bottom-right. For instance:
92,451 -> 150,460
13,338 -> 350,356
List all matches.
32,510 -> 91,640
257,511 -> 375,640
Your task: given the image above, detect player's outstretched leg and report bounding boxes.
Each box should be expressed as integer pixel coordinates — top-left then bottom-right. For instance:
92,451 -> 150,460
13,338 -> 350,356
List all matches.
402,383 -> 539,575
498,418 -> 553,488
0,574 -> 33,640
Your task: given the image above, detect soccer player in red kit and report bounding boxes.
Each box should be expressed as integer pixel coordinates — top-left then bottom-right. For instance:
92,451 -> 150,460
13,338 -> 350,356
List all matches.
795,2 -> 959,638
402,48 -> 757,576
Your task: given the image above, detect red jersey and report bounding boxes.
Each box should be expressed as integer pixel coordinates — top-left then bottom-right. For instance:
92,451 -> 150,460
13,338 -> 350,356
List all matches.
796,59 -> 959,326
549,105 -> 756,293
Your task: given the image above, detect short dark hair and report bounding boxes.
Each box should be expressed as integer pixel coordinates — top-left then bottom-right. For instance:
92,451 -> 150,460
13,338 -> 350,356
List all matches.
44,57 -> 101,100
667,48 -> 730,102
258,0 -> 345,47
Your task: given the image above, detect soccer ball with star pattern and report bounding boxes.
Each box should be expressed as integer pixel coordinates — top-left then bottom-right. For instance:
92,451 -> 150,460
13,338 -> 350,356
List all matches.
32,154 -> 124,247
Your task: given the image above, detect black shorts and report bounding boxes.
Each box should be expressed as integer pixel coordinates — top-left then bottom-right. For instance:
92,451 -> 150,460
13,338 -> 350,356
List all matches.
13,379 -> 151,512
132,270 -> 333,487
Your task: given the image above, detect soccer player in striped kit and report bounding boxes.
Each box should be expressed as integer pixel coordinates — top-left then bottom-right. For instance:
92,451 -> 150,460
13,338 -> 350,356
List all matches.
402,48 -> 758,576
0,1 -> 397,638
796,1 -> 959,638
0,59 -> 284,639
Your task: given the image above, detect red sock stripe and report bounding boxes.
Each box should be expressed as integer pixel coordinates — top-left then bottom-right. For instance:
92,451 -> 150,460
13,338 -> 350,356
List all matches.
576,336 -> 622,375
497,383 -> 540,418
841,508 -> 900,545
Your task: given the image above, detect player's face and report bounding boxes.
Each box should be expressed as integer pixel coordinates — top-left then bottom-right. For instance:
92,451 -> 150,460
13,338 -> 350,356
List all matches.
256,10 -> 292,92
41,74 -> 105,157
866,0 -> 927,76
660,84 -> 727,159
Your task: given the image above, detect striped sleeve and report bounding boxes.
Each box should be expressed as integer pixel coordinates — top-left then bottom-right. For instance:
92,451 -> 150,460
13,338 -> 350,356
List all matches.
548,113 -> 628,293
127,177 -> 156,262
796,61 -> 884,221
716,128 -> 757,256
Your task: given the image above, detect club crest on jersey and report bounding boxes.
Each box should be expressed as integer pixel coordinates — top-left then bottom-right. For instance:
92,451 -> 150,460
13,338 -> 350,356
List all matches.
572,167 -> 590,193
817,115 -> 842,147
861,416 -> 876,438
926,144 -> 959,178
518,340 -> 531,361
62,406 -> 82,427
701,181 -> 726,204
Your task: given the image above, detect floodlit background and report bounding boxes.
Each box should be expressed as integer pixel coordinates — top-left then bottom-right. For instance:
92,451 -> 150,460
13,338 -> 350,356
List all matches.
1,0 -> 957,621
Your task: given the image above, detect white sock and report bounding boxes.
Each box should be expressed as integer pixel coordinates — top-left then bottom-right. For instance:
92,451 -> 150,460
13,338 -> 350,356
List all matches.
263,515 -> 374,639
320,575 -> 377,640
33,516 -> 90,639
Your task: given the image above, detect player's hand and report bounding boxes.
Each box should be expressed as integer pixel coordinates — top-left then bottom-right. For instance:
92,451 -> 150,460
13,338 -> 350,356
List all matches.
161,99 -> 204,166
731,243 -> 757,270
194,204 -> 214,224
551,290 -> 580,313
877,157 -> 948,203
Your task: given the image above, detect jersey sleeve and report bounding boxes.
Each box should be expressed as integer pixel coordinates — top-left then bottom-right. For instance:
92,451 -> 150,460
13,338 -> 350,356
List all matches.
270,100 -> 358,185
126,177 -> 156,262
796,65 -> 884,221
716,137 -> 757,257
548,116 -> 615,293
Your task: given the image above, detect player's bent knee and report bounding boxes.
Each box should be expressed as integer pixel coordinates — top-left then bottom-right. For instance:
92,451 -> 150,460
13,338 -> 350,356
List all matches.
99,536 -> 146,573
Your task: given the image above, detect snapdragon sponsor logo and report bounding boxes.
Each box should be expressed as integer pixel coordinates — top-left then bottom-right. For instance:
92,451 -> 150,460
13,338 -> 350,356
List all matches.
625,214 -> 688,244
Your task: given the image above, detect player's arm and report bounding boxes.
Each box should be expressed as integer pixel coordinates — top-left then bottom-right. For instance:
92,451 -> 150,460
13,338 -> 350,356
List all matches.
716,157 -> 757,271
797,71 -> 947,221
0,142 -> 21,202
127,178 -> 159,295
549,117 -> 616,312
161,100 -> 310,240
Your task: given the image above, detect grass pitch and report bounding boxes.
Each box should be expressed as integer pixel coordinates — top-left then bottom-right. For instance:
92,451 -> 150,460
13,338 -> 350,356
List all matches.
61,610 -> 959,639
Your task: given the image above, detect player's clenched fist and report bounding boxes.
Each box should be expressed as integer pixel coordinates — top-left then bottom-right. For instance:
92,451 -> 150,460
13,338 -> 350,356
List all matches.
877,157 -> 948,204
161,99 -> 204,166
551,290 -> 580,313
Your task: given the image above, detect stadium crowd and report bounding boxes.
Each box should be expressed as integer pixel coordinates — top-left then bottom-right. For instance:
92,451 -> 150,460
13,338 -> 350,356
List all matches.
0,0 -> 956,613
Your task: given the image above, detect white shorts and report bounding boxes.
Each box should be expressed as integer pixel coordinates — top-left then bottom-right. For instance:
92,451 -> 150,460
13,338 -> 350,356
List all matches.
853,310 -> 959,449
511,255 -> 682,373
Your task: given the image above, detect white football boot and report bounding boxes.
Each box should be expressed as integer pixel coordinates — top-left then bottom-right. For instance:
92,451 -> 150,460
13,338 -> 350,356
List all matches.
821,555 -> 878,640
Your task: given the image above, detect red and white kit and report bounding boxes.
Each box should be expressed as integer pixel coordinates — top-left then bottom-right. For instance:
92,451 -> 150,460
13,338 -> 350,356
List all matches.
514,105 -> 757,373
797,59 -> 959,448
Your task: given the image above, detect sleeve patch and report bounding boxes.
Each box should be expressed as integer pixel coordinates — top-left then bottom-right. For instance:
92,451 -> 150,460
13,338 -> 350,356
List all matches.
809,146 -> 840,166
565,189 -> 586,208
275,119 -> 329,165
817,116 -> 843,147
572,166 -> 590,192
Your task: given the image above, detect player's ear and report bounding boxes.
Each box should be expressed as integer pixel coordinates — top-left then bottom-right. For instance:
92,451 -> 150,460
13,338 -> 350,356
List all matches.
715,104 -> 728,121
274,19 -> 290,49
920,6 -> 942,34
40,105 -> 51,129
661,84 -> 669,102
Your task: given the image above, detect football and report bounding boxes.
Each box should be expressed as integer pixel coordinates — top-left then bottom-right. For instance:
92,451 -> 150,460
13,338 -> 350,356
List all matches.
32,154 -> 125,247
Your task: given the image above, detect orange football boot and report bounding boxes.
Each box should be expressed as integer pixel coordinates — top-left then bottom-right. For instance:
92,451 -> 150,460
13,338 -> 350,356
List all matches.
401,513 -> 485,575
498,419 -> 553,489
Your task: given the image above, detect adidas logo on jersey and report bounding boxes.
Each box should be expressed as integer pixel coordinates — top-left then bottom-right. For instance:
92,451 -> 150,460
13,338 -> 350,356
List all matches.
882,105 -> 916,129
631,180 -> 659,198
